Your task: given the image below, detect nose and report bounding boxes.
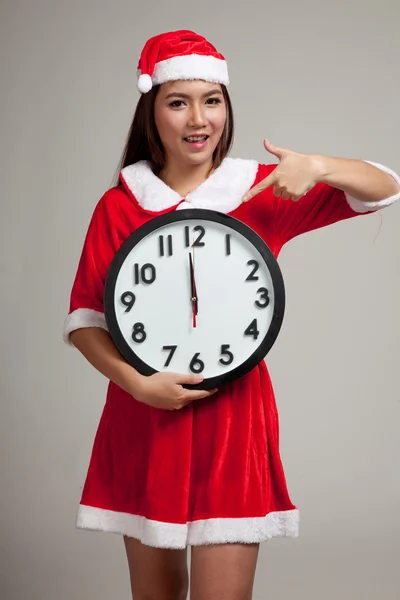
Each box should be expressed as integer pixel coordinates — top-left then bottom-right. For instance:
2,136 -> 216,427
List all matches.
188,102 -> 207,128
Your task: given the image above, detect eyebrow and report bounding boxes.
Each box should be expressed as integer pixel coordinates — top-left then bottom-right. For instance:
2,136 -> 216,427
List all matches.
164,89 -> 223,100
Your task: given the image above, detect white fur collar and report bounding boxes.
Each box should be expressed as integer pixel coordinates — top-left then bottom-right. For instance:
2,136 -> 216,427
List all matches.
120,157 -> 259,213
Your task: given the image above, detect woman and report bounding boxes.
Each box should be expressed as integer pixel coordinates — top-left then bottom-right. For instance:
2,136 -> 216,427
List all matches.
63,30 -> 400,600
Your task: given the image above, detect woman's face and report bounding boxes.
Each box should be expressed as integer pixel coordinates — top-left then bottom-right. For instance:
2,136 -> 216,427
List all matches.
154,80 -> 227,169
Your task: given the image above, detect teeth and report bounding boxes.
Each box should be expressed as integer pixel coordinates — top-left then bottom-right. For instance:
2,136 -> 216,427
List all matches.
186,136 -> 208,142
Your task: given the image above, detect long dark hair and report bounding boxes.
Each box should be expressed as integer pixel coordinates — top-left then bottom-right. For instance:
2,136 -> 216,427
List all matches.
112,84 -> 234,186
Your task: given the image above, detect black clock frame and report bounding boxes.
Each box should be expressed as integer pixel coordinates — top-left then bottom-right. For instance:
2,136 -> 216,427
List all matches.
104,209 -> 285,390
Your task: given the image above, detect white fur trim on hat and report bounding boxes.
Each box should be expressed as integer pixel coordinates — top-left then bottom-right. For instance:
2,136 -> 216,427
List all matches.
137,54 -> 229,92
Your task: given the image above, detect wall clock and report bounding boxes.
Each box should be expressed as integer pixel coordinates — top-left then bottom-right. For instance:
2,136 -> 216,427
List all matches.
104,209 -> 285,389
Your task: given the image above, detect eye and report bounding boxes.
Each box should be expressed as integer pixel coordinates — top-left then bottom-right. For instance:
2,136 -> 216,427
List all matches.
169,100 -> 185,108
206,97 -> 222,105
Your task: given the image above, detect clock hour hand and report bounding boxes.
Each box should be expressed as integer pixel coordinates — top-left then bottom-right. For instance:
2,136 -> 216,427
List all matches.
189,251 -> 198,327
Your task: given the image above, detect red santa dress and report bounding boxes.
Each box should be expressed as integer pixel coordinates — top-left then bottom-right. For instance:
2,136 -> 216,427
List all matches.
63,157 -> 399,549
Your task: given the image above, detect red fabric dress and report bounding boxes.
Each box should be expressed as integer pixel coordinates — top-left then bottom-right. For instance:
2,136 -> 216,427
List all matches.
63,157 -> 399,549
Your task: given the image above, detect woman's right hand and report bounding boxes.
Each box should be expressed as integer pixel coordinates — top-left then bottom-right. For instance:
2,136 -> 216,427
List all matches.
131,371 -> 218,411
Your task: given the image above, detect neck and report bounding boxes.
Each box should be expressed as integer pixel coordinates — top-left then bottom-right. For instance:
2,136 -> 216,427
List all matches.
158,160 -> 215,197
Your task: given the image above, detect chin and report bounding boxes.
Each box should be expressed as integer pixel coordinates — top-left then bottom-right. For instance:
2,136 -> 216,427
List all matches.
187,154 -> 213,166
184,149 -> 216,167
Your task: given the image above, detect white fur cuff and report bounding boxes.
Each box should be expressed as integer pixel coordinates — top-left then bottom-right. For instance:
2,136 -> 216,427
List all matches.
63,308 -> 108,345
345,160 -> 400,213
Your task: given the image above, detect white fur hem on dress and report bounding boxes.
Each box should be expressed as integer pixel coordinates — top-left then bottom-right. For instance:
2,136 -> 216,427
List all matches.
76,504 -> 299,549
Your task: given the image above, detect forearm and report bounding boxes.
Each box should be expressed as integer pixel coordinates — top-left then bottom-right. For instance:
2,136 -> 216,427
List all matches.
314,155 -> 400,203
69,327 -> 144,396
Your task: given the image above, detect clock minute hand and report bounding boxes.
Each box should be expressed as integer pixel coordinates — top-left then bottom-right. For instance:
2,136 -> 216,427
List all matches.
191,250 -> 199,316
189,251 -> 198,327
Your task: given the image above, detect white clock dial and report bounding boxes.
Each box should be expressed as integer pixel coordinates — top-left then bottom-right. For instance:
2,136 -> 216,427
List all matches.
105,210 -> 285,389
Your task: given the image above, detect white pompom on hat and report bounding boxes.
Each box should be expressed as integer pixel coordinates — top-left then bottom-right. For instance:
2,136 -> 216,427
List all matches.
137,30 -> 229,94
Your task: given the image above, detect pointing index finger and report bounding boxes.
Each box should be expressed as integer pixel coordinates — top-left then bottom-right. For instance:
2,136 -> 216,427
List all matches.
242,172 -> 276,202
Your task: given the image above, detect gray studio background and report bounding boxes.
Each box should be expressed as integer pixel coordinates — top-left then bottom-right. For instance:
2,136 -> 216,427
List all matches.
1,0 -> 399,598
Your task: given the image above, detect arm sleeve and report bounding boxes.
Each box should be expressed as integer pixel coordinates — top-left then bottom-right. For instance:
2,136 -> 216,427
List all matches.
63,189 -> 131,344
272,160 -> 400,246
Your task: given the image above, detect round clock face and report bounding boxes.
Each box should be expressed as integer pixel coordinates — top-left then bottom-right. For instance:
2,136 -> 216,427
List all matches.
104,209 -> 285,389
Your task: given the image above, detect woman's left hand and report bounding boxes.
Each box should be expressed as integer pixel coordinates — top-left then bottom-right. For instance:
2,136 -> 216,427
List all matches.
242,139 -> 323,203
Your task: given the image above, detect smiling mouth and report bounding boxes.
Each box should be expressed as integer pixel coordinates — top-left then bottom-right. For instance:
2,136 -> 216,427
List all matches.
184,135 -> 209,143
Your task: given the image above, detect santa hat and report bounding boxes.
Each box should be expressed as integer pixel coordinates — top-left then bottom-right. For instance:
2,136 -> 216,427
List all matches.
137,30 -> 229,94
